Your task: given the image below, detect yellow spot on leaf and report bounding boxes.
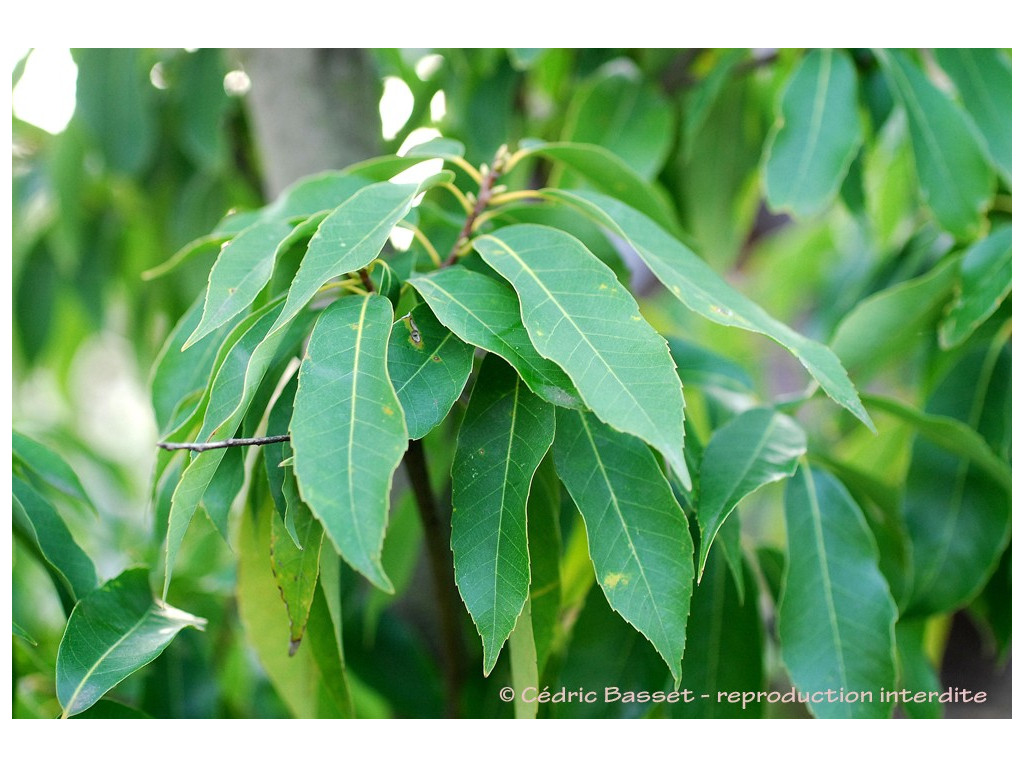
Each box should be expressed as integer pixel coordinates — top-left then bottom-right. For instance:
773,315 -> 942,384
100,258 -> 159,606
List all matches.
603,572 -> 630,589
382,406 -> 394,416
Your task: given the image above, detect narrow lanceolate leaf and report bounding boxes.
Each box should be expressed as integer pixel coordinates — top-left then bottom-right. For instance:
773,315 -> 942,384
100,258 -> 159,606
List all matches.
388,302 -> 474,439
13,477 -> 97,602
678,549 -> 764,718
934,48 -> 1011,183
508,602 -> 539,719
476,224 -> 690,487
184,218 -> 296,348
553,410 -> 693,684
547,190 -> 873,430
895,619 -> 942,718
763,49 -> 862,218
831,257 -> 959,375
408,267 -> 582,409
451,356 -> 555,675
271,177 -> 437,336
291,294 -> 408,592
270,501 -> 324,655
940,225 -> 1012,349
877,49 -> 994,240
861,393 -> 1010,493
904,343 -> 1010,617
56,568 -> 206,718
697,408 -> 806,580
12,431 -> 92,510
779,465 -> 897,718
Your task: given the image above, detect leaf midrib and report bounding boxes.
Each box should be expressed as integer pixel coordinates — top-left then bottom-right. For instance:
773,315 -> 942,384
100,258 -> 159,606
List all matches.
489,376 -> 522,662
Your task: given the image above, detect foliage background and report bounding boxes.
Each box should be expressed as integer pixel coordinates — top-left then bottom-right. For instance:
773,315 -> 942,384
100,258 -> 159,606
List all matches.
10,47 -> 1011,718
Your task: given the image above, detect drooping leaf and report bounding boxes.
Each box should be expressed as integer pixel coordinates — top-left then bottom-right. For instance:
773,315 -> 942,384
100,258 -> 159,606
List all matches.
270,176 -> 442,336
863,110 -> 917,256
290,293 -> 407,592
904,343 -> 1010,617
199,439 -> 246,539
270,502 -> 324,655
934,48 -> 1011,183
476,224 -> 690,487
697,408 -> 806,580
779,465 -> 897,718
56,568 -> 206,718
681,48 -> 748,160
877,49 -> 994,240
677,548 -> 764,718
830,256 -> 959,375
763,49 -> 862,218
861,393 -> 1010,493
408,267 -> 582,409
388,302 -> 474,439
305,575 -> 355,717
263,376 -> 298,520
939,225 -> 1012,349
363,490 -> 422,643
451,355 -> 555,675
12,476 -> 97,602
548,189 -> 871,429
516,140 -> 681,236
12,431 -> 92,510
553,410 -> 693,684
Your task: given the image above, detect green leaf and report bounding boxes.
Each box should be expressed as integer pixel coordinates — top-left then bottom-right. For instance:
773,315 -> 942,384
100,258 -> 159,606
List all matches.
56,568 -> 206,718
779,465 -> 897,718
263,376 -> 297,520
553,410 -> 693,684
904,343 -> 1010,617
517,141 -> 681,236
270,177 -> 439,337
830,256 -> 959,375
560,62 -> 674,180
13,621 -> 37,646
363,490 -> 422,643
895,619 -> 942,718
507,601 -> 539,719
270,503 -> 324,655
183,218 -> 309,348
677,549 -> 764,718
763,49 -> 862,218
877,49 -> 994,239
697,408 -> 806,581
940,225 -> 1012,349
934,49 -> 1011,183
408,266 -> 582,409
546,190 -> 873,429
682,49 -> 748,160
12,431 -> 92,510
861,393 -> 1010,493
290,294 -> 407,592
405,136 -> 466,162
451,355 -> 555,675
199,440 -> 246,538
476,224 -> 690,487
13,476 -> 97,602
388,302 -> 474,439
863,111 -> 917,256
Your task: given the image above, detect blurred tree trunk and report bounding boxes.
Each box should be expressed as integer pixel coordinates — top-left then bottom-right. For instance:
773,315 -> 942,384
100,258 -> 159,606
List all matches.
238,48 -> 383,197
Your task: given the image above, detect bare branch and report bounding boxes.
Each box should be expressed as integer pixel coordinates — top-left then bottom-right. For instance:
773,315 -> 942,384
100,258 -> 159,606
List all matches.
157,435 -> 291,453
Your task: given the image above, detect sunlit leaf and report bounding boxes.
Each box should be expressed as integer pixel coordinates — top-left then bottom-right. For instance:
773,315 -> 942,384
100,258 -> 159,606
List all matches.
12,431 -> 93,511
56,568 -> 206,718
940,225 -> 1012,349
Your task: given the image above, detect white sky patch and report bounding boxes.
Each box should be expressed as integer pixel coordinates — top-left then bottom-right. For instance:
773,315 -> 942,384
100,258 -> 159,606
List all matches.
380,76 -> 414,140
414,53 -> 444,81
430,90 -> 447,123
12,48 -> 78,134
